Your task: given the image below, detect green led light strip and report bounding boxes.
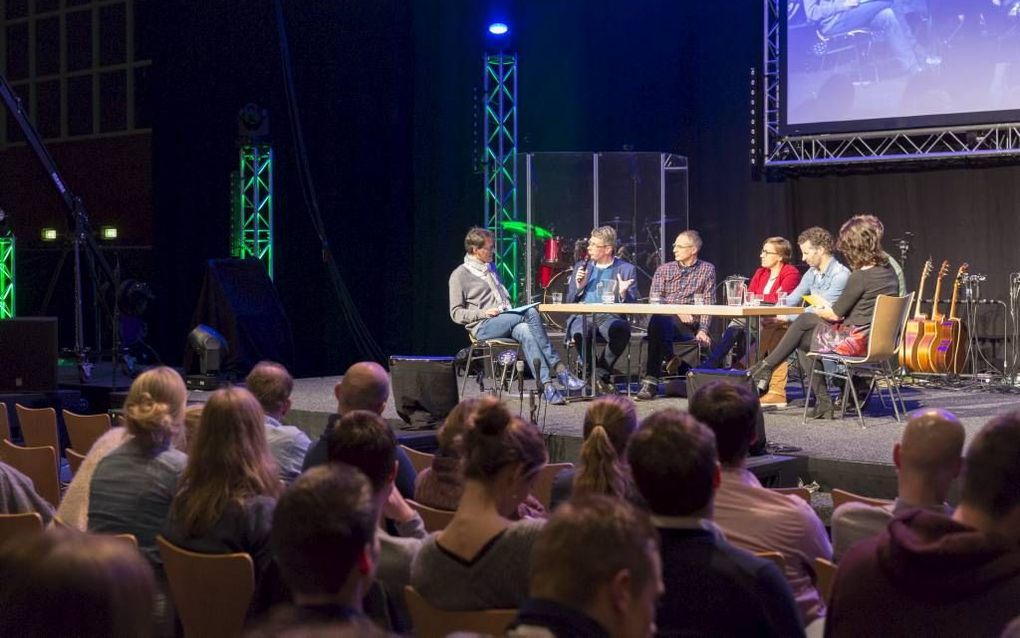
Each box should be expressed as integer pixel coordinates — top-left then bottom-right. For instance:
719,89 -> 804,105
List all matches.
0,236 -> 14,318
234,144 -> 274,278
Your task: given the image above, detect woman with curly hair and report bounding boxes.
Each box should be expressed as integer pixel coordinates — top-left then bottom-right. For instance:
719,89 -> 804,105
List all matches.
750,216 -> 898,419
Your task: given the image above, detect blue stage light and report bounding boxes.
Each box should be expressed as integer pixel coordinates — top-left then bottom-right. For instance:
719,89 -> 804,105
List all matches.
488,22 -> 509,36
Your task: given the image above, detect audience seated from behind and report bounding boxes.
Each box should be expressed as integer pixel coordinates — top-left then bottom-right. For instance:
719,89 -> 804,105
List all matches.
245,361 -> 311,485
246,464 -> 388,636
627,408 -> 803,637
410,397 -> 547,611
826,410 -> 1020,637
414,397 -> 545,519
302,361 -> 416,498
507,494 -> 663,638
87,366 -> 189,568
0,526 -> 157,638
688,381 -> 832,626
0,459 -> 54,524
549,395 -> 642,511
162,386 -> 281,608
831,408 -> 963,561
326,409 -> 428,632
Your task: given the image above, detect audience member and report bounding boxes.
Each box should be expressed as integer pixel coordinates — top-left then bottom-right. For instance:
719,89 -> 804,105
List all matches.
628,408 -> 803,637
326,409 -> 428,631
688,381 -> 832,625
550,395 -> 641,510
410,397 -> 547,610
163,387 -> 281,596
88,366 -> 188,567
182,404 -> 204,454
414,398 -> 545,519
250,464 -> 382,635
302,361 -> 416,497
825,411 -> 1020,637
831,408 -> 964,561
507,495 -> 662,638
56,425 -> 132,530
0,527 -> 157,638
246,361 -> 310,484
0,460 -> 54,524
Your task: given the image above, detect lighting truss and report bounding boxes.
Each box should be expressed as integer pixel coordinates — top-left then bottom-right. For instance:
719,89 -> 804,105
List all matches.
483,53 -> 520,303
761,0 -> 1020,167
234,144 -> 274,278
0,236 -> 13,318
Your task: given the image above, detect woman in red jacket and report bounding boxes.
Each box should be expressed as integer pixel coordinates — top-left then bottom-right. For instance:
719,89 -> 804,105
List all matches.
703,237 -> 800,376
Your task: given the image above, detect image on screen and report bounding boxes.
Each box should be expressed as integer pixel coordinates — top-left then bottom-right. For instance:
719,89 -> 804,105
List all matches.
782,0 -> 1020,134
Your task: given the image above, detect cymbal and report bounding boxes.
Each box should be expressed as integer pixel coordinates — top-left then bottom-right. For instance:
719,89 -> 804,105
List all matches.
644,217 -> 683,226
601,216 -> 633,228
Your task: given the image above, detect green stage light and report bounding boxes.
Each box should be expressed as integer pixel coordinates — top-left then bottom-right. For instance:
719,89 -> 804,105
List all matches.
101,226 -> 118,240
500,221 -> 552,239
41,228 -> 57,241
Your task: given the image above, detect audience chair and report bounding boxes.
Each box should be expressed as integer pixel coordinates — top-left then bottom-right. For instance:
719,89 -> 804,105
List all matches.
112,533 -> 139,548
157,535 -> 254,638
531,462 -> 573,511
0,402 -> 10,442
0,439 -> 60,508
770,486 -> 812,505
401,445 -> 435,475
0,512 -> 44,547
805,294 -> 914,428
755,551 -> 787,571
65,448 -> 87,477
406,499 -> 456,533
461,334 -> 521,398
404,586 -> 516,638
14,404 -> 60,450
62,410 -> 112,455
815,557 -> 837,603
830,488 -> 894,511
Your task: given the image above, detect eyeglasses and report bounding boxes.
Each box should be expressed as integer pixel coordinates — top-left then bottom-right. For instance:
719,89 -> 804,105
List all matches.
673,244 -> 695,250
588,241 -> 609,249
760,250 -> 779,256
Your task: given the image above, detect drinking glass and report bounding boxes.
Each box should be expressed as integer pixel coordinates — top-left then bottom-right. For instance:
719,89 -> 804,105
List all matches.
649,295 -> 662,304
551,292 -> 563,304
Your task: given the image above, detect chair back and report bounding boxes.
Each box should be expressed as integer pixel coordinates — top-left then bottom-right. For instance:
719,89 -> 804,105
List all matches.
815,557 -> 837,603
755,551 -> 787,571
0,439 -> 60,507
770,486 -> 811,504
830,488 -> 894,511
14,404 -> 59,450
406,499 -> 456,533
0,512 -> 44,547
859,294 -> 914,363
112,533 -> 139,548
65,447 -> 87,476
62,410 -> 112,455
531,462 -> 573,511
402,444 -> 435,474
404,586 -> 516,638
157,535 -> 254,638
0,403 -> 10,441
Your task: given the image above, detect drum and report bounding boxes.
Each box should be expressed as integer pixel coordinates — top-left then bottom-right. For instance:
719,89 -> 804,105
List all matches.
541,268 -> 573,330
543,236 -> 564,264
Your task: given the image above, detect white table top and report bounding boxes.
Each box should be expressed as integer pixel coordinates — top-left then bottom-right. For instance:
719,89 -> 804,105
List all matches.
538,302 -> 804,317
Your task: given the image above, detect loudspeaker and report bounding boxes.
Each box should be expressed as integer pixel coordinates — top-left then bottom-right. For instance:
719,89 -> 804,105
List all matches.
389,356 -> 459,431
0,318 -> 58,392
686,368 -> 767,457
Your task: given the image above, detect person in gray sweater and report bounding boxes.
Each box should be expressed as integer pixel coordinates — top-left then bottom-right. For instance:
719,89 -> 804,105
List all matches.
449,227 -> 584,405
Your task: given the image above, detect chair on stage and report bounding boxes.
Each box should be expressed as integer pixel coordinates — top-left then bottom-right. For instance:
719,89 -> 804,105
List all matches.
62,410 -> 112,456
804,294 -> 914,428
0,439 -> 60,508
460,334 -> 521,398
404,586 -> 516,638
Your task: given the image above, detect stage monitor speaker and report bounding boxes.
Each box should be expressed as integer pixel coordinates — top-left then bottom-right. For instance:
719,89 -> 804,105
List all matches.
0,317 -> 59,392
687,368 -> 767,457
389,356 -> 458,431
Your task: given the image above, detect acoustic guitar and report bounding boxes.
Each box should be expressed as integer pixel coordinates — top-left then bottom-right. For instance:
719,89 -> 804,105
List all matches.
934,263 -> 970,374
916,260 -> 950,374
900,258 -> 933,371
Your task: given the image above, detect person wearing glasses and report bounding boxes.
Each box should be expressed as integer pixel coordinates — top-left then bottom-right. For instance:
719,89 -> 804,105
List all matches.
636,230 -> 715,401
565,226 -> 638,395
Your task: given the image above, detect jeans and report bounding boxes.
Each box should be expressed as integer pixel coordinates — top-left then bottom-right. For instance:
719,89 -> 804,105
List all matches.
475,307 -> 561,384
569,313 -> 631,380
821,1 -> 919,73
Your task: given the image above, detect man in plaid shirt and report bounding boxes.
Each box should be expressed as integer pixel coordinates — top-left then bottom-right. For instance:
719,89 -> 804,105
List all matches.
636,230 -> 716,400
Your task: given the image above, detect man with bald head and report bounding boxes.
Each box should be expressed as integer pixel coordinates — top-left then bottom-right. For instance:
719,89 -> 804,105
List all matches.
302,361 -> 416,497
830,408 -> 964,561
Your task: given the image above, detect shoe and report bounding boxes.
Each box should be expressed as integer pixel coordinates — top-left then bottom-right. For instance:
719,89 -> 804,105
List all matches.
748,361 -> 774,394
808,396 -> 835,419
595,377 -> 618,395
760,392 -> 787,409
635,380 -> 658,401
556,368 -> 586,392
544,384 -> 567,406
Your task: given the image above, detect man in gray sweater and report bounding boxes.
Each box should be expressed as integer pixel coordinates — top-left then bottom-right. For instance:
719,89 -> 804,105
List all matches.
449,227 -> 583,405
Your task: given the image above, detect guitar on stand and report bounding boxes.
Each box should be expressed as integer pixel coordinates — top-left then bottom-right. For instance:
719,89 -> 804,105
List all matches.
900,258 -> 933,371
916,260 -> 950,374
934,263 -> 970,374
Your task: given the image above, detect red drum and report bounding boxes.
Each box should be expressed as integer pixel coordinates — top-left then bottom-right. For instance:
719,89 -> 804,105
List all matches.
543,236 -> 564,264
538,263 -> 556,288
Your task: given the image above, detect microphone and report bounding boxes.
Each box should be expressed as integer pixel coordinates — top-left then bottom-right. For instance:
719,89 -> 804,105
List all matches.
516,359 -> 526,395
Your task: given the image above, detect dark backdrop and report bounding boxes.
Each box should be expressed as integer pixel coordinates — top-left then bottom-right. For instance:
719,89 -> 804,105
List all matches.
147,1 -> 1019,376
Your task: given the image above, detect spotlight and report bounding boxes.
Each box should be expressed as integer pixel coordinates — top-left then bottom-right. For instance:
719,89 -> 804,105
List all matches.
187,324 -> 229,390
41,228 -> 57,242
488,22 -> 509,36
101,226 -> 118,240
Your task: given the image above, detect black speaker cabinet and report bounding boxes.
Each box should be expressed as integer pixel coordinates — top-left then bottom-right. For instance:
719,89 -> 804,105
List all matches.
0,317 -> 58,392
389,356 -> 459,430
686,368 -> 767,457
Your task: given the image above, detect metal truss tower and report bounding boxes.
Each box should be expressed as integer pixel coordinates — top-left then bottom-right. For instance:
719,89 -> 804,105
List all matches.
234,144 -> 274,278
483,53 -> 520,303
0,236 -> 13,318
